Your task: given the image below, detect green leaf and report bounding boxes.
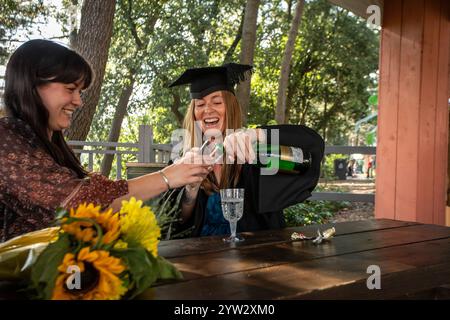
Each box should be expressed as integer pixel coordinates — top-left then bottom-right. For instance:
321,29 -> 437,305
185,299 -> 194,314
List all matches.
366,131 -> 375,145
55,207 -> 68,220
368,94 -> 378,106
111,247 -> 158,299
156,256 -> 183,280
30,234 -> 71,299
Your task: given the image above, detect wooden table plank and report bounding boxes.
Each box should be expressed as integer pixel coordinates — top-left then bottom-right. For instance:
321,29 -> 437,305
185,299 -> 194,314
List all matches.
159,223 -> 450,282
291,238 -> 450,299
159,219 -> 419,258
298,262 -> 450,300
145,237 -> 450,300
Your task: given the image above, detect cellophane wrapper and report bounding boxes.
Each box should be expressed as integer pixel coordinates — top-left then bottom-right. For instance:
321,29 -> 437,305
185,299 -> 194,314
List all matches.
0,227 -> 59,281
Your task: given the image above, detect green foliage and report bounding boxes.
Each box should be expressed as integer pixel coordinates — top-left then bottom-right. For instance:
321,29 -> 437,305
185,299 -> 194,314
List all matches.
284,200 -> 349,227
82,0 -> 379,178
87,0 -> 246,176
111,247 -> 182,299
155,256 -> 183,280
0,0 -> 49,64
111,247 -> 157,299
145,189 -> 186,240
321,153 -> 349,179
29,233 -> 71,299
250,0 -> 379,143
4,0 -> 380,176
146,188 -> 198,240
368,93 -> 378,106
365,131 -> 375,146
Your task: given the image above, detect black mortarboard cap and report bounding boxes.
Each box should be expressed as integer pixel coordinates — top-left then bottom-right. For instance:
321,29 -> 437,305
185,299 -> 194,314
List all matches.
169,63 -> 253,99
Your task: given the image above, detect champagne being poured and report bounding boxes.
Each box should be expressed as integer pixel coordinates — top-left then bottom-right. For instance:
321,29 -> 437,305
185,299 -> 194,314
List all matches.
209,141 -> 311,174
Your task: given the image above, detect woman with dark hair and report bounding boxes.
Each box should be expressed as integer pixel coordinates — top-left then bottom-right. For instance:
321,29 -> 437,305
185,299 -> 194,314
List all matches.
0,39 -> 212,242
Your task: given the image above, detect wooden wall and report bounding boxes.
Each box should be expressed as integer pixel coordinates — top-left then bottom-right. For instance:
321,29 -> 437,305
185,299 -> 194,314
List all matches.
375,0 -> 450,225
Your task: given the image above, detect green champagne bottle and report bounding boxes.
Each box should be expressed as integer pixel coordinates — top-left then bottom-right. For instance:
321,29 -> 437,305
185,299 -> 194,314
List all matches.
255,143 -> 311,174
212,142 -> 311,174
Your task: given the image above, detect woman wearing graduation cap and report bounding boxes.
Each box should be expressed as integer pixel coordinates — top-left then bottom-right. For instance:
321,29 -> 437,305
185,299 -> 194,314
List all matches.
169,63 -> 324,237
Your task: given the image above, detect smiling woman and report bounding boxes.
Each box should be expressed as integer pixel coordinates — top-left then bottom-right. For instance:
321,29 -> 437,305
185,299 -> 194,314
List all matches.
193,92 -> 227,132
37,81 -> 84,136
0,39 -> 213,242
167,63 -> 325,238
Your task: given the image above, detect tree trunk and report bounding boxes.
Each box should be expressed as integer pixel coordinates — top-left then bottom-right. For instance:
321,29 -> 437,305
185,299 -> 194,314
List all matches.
65,0 -> 116,141
223,7 -> 245,64
287,0 -> 294,21
275,0 -> 305,125
284,85 -> 294,123
322,100 -> 327,142
299,96 -> 309,125
68,0 -> 79,48
100,1 -> 164,176
171,92 -> 184,127
315,99 -> 340,133
236,0 -> 260,125
100,77 -> 135,177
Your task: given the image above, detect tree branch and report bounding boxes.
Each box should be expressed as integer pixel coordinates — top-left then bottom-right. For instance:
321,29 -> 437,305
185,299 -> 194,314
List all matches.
223,6 -> 245,64
123,0 -> 143,49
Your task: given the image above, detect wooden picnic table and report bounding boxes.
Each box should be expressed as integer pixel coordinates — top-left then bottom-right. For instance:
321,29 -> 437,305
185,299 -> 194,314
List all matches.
142,219 -> 450,300
1,219 -> 449,300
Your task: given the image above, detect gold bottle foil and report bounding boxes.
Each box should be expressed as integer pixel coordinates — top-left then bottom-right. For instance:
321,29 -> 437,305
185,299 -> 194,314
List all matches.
322,227 -> 336,240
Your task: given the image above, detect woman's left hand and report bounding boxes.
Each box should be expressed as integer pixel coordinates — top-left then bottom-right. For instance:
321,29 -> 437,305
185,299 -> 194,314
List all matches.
223,128 -> 265,164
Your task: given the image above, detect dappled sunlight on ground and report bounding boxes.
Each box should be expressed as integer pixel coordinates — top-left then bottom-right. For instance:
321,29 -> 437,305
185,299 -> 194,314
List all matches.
318,176 -> 375,223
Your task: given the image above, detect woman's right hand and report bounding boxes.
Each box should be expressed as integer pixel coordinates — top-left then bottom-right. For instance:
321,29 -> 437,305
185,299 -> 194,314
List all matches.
162,147 -> 213,189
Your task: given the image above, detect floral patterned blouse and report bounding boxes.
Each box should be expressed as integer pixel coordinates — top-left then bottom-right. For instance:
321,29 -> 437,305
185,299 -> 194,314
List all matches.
0,117 -> 129,242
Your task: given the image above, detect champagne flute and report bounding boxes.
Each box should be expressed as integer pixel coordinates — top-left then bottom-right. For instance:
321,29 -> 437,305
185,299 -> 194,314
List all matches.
220,188 -> 245,242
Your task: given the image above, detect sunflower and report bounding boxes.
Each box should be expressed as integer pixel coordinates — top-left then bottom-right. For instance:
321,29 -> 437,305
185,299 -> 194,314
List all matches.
62,203 -> 120,245
52,247 -> 127,300
119,197 -> 160,257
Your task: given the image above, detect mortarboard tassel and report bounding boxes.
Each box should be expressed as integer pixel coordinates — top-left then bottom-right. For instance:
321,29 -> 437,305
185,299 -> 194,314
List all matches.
224,63 -> 253,86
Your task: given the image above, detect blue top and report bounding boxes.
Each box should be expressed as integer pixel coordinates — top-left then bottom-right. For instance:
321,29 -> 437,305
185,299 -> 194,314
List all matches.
200,192 -> 230,236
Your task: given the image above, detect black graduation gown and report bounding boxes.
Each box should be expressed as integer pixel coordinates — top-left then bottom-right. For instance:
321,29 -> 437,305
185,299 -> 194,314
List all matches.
173,124 -> 324,237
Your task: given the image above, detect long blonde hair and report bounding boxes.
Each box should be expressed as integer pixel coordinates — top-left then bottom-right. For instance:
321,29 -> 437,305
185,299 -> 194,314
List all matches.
183,90 -> 243,195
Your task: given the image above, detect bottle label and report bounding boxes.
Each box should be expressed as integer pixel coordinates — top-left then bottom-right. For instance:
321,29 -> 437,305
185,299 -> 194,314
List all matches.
290,147 -> 304,163
279,146 -> 303,164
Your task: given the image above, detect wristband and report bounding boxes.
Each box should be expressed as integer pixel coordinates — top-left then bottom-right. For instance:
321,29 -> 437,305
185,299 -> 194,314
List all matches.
158,170 -> 171,190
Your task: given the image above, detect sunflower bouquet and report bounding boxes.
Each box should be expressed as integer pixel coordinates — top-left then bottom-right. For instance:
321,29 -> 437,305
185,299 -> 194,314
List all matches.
0,197 -> 182,300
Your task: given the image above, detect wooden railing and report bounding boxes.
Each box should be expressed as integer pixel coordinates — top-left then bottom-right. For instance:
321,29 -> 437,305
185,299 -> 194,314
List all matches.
68,125 -> 171,179
73,125 -> 376,202
310,145 -> 376,203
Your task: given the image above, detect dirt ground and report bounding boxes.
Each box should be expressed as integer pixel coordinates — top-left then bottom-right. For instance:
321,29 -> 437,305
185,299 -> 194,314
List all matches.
318,174 -> 375,223
330,202 -> 375,223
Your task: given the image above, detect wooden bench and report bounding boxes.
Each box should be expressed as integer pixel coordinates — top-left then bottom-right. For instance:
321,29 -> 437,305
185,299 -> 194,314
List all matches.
125,162 -> 167,179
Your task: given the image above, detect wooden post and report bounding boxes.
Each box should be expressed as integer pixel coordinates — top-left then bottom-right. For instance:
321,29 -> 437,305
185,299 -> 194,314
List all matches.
88,153 -> 93,172
116,153 -> 122,179
138,125 -> 154,163
446,206 -> 450,227
375,0 -> 450,225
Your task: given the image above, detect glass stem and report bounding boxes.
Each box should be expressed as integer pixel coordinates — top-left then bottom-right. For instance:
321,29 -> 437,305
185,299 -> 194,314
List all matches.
230,221 -> 237,238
